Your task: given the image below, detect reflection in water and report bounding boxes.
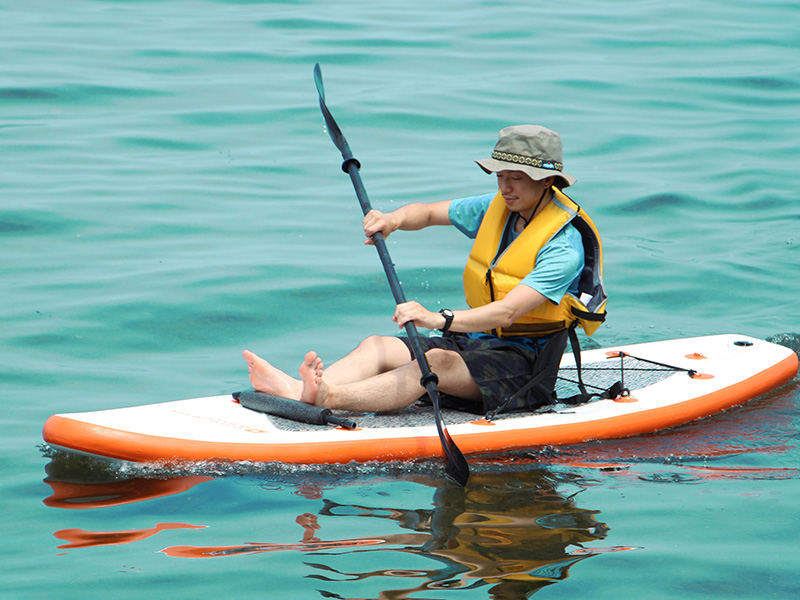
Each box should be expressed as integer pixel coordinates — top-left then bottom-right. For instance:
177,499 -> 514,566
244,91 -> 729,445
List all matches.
43,458 -> 212,552
42,454 -> 643,597
54,522 -> 206,550
42,450 -> 214,509
162,469 -> 637,599
44,458 -> 213,552
43,475 -> 213,509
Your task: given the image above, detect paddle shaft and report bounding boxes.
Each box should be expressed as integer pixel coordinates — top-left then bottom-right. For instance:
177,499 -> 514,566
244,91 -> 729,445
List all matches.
314,64 -> 468,486
342,160 -> 467,486
342,159 -> 442,392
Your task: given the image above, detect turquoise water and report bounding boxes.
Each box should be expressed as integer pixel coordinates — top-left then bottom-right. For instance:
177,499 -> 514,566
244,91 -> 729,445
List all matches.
4,0 -> 800,597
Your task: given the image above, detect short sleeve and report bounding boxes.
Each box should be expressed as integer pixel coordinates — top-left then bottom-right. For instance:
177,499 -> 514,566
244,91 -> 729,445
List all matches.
448,193 -> 494,239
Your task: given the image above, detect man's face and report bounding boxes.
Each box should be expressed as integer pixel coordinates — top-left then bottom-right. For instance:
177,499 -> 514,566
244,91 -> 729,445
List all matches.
496,171 -> 553,215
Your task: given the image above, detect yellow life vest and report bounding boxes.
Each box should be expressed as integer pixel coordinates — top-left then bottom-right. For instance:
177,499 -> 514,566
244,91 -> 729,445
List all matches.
462,188 -> 607,337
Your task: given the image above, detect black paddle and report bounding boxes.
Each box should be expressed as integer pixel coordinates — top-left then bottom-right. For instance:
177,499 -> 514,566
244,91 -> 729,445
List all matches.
313,63 -> 469,486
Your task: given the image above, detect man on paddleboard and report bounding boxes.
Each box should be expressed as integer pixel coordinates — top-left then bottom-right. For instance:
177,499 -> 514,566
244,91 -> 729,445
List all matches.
244,125 -> 606,414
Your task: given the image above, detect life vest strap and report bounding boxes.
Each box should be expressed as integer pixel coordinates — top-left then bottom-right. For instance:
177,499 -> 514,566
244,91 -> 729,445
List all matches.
570,306 -> 606,322
500,320 -> 568,337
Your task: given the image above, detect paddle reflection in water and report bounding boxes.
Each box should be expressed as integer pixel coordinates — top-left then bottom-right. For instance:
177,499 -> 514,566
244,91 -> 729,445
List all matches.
161,469 -> 638,598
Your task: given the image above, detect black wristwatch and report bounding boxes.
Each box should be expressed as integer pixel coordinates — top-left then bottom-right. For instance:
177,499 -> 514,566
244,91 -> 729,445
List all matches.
439,308 -> 454,333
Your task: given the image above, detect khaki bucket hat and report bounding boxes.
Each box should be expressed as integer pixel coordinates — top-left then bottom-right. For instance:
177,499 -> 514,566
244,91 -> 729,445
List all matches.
476,125 -> 576,188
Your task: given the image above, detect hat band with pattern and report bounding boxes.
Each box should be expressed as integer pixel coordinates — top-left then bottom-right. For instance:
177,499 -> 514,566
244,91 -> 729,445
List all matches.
491,150 -> 563,172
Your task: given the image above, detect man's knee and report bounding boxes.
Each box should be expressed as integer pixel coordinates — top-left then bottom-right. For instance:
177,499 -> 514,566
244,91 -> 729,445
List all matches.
425,348 -> 481,400
357,335 -> 412,370
358,334 -> 401,354
425,347 -> 465,371
357,334 -> 384,352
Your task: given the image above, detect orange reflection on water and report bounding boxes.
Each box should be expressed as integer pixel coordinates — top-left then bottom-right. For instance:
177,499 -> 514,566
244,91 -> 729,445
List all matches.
163,512 -> 390,558
160,471 -> 640,598
55,522 -> 206,549
43,474 -> 213,509
44,468 -> 214,552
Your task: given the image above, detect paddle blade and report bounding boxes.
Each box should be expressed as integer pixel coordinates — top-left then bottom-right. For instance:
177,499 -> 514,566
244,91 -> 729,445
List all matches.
443,430 -> 470,487
428,386 -> 470,486
312,62 -> 326,102
313,63 -> 354,161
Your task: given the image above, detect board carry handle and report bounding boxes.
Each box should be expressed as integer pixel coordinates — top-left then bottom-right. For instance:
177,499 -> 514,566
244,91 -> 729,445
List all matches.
234,391 -> 358,430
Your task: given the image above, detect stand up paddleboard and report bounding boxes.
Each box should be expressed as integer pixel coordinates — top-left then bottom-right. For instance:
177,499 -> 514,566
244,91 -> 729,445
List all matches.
43,334 -> 797,467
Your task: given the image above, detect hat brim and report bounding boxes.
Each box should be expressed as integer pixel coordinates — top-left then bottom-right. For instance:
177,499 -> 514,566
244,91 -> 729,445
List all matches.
476,157 -> 576,188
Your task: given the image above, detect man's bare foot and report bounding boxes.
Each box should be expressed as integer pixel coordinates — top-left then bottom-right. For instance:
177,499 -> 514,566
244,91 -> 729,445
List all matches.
298,351 -> 327,405
243,350 -> 302,399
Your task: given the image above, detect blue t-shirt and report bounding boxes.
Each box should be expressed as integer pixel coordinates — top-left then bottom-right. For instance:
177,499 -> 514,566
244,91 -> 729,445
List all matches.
448,192 -> 585,350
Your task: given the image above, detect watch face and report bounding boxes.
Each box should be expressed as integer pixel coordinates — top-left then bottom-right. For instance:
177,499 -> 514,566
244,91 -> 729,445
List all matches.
442,309 -> 453,317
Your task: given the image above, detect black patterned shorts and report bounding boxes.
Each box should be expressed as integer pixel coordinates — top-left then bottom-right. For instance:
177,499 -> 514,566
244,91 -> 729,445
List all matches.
397,332 -> 545,413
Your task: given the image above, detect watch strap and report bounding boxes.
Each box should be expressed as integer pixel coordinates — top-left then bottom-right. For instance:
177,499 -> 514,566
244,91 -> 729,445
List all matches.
439,309 -> 454,333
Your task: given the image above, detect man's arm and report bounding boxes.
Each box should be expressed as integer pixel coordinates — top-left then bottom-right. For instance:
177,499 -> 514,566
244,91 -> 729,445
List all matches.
393,285 -> 548,333
393,225 -> 584,333
362,200 -> 452,245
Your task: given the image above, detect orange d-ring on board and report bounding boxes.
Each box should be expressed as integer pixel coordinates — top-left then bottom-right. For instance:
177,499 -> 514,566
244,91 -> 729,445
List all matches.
686,352 -> 707,360
470,418 -> 496,427
613,395 -> 638,403
691,372 -> 714,380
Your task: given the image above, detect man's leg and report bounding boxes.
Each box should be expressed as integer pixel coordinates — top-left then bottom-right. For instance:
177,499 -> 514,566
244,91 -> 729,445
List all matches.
244,341 -> 482,412
309,347 -> 482,412
322,335 -> 415,385
243,335 -> 412,399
